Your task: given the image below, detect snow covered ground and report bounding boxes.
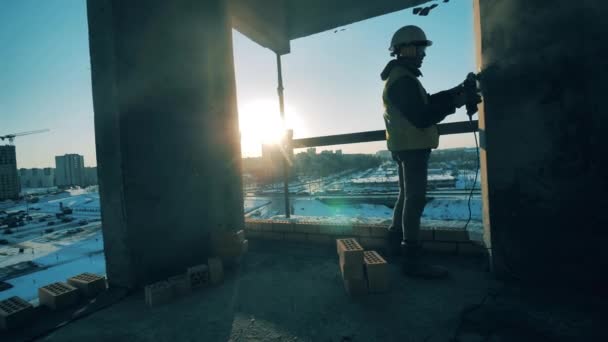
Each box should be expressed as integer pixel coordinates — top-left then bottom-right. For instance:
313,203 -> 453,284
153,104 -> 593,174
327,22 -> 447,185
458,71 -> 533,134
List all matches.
244,198 -> 271,214
1,188 -> 105,302
1,176 -> 482,303
0,229 -> 105,302
0,191 -> 275,302
249,197 -> 482,225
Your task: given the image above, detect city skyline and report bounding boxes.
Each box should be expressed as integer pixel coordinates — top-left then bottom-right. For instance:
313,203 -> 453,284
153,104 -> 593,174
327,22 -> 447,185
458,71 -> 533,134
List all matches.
2,1 -> 476,168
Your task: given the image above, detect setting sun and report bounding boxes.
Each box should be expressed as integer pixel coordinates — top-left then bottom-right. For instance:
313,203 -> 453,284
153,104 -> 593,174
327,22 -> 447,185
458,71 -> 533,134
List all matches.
238,99 -> 302,157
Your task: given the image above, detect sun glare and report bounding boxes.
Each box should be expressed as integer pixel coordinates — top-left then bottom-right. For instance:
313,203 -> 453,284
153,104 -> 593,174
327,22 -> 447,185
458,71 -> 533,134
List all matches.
238,99 -> 302,157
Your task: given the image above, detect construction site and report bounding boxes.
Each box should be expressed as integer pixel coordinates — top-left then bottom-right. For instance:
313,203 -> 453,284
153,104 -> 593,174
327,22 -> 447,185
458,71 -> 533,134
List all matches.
1,0 -> 607,341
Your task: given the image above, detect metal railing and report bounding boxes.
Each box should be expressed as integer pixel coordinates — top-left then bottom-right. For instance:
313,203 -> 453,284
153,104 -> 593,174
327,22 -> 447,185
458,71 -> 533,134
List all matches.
291,121 -> 477,148
276,120 -> 479,217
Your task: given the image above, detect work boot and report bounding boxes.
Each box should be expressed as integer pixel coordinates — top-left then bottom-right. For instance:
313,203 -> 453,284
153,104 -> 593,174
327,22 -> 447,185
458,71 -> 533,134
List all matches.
401,242 -> 449,279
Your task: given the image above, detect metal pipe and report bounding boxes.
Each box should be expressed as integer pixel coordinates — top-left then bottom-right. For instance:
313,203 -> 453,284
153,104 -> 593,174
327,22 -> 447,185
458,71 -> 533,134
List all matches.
276,53 -> 290,218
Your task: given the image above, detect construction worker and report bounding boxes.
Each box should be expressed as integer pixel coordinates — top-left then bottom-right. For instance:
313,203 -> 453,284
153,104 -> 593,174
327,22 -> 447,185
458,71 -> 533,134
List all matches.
381,25 -> 480,278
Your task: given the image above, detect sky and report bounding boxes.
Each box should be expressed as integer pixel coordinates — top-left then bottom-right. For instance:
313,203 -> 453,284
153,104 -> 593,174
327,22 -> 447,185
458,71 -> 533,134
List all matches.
1,0 -> 476,168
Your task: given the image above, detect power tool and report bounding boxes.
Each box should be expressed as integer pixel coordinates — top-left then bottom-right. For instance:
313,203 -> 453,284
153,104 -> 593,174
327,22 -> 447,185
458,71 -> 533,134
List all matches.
464,72 -> 482,116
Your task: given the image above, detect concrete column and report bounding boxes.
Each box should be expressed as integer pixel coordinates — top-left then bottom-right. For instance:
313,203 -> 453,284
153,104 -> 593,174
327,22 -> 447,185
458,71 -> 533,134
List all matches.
474,0 -> 608,287
87,0 -> 244,288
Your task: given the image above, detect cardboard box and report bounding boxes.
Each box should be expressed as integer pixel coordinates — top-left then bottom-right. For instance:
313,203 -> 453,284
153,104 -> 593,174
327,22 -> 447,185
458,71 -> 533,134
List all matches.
0,296 -> 34,331
38,282 -> 79,310
67,273 -> 107,297
364,251 -> 389,293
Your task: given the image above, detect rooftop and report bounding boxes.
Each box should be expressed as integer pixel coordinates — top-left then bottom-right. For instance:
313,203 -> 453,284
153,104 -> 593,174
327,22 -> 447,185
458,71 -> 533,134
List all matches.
4,240 -> 603,342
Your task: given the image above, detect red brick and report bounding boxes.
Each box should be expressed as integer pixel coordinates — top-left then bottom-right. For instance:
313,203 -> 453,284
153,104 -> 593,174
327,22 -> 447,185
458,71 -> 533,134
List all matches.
343,278 -> 368,296
247,220 -> 263,231
293,222 -> 319,234
317,223 -> 334,235
319,223 -> 353,236
352,225 -> 371,237
168,274 -> 191,297
423,241 -> 458,254
336,238 -> 364,265
246,230 -> 263,239
364,251 -> 389,293
340,259 -> 364,280
38,282 -> 79,310
244,220 -> 259,231
67,273 -> 107,297
208,257 -> 224,285
0,296 -> 34,331
272,221 -> 293,233
434,228 -> 470,242
284,232 -> 308,242
259,222 -> 273,232
369,226 -> 389,238
330,224 -> 353,236
144,280 -> 173,307
262,232 -> 284,240
187,264 -> 210,290
307,234 -> 332,245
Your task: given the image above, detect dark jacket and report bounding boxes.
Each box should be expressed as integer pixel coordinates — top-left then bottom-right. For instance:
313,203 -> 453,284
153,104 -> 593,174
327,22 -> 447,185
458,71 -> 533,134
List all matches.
381,58 -> 456,129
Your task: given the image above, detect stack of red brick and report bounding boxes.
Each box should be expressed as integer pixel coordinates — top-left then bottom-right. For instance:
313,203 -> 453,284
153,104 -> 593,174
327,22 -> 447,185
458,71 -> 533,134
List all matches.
0,272 -> 107,331
336,238 -> 389,296
144,229 -> 248,307
1,230 -> 249,330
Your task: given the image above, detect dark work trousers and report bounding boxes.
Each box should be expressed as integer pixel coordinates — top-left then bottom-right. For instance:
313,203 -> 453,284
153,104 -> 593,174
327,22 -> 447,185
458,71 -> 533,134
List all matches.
391,149 -> 431,244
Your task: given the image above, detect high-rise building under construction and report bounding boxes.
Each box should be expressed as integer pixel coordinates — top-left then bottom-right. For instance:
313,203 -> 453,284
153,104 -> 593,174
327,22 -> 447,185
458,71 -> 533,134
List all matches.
0,145 -> 20,200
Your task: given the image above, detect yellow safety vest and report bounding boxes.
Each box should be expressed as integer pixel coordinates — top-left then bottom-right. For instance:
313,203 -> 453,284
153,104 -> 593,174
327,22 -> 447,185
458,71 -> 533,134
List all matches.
383,66 -> 439,151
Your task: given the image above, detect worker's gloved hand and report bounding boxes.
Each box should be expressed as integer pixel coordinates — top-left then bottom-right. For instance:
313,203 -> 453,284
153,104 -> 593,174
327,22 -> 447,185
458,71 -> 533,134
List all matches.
466,92 -> 483,116
447,83 -> 466,109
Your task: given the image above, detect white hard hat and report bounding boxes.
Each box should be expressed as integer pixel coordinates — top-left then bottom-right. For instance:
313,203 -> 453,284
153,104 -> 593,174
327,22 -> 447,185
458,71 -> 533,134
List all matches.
389,25 -> 432,52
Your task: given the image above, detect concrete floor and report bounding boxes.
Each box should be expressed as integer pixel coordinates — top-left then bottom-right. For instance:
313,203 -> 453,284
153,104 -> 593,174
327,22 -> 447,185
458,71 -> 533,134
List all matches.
7,241 -> 603,342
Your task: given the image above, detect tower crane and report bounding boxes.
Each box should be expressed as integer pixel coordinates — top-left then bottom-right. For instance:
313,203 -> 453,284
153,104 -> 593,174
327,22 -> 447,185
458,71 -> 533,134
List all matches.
0,129 -> 50,144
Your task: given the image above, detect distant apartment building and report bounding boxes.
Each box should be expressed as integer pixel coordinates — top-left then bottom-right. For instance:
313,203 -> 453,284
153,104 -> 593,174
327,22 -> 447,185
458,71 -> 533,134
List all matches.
84,167 -> 98,186
0,145 -> 20,200
19,168 -> 55,188
55,154 -> 85,188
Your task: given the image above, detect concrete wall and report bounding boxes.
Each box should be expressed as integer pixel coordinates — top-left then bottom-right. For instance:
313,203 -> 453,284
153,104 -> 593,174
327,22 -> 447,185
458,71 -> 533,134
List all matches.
475,0 -> 608,287
87,0 -> 244,288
